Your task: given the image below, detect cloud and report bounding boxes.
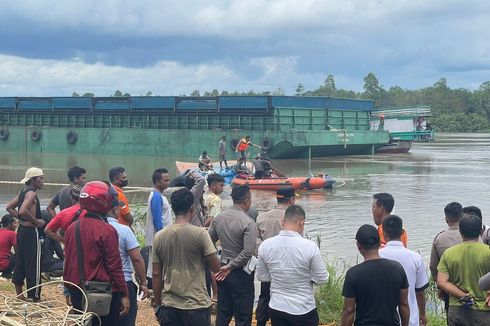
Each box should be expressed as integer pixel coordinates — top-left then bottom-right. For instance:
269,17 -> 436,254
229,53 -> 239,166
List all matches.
0,54 -> 324,96
0,0 -> 489,94
0,54 -> 242,96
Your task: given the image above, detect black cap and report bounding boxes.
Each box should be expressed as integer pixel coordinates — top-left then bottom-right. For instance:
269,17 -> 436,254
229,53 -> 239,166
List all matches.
276,186 -> 299,199
355,224 -> 380,246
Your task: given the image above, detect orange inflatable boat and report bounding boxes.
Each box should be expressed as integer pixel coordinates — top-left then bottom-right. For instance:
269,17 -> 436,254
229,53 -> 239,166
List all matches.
231,176 -> 326,191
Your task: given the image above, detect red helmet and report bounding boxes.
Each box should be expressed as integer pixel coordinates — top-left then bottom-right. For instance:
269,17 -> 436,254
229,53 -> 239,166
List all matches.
79,181 -> 118,215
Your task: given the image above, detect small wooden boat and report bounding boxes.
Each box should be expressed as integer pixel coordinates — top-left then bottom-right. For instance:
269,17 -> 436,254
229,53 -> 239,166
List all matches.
231,175 -> 327,191
175,160 -> 253,174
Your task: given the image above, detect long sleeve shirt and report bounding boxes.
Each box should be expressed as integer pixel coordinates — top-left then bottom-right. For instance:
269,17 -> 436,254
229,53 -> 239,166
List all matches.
208,205 -> 256,270
146,189 -> 172,246
189,171 -> 206,227
63,213 -> 128,296
256,230 -> 329,315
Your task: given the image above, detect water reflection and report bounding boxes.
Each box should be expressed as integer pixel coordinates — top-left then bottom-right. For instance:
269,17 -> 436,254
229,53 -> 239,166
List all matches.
1,133 -> 490,266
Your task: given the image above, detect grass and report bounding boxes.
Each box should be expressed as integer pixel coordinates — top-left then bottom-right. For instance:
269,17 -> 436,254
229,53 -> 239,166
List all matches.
315,261 -> 447,325
0,279 -> 15,292
131,202 -> 447,325
315,262 -> 345,324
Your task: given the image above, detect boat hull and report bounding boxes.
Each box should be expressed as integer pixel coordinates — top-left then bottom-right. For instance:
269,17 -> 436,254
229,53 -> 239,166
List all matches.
231,176 -> 326,191
375,140 -> 412,154
0,126 -> 388,159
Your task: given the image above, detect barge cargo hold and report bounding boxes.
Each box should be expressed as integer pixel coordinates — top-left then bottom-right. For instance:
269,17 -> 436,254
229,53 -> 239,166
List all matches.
0,96 -> 389,159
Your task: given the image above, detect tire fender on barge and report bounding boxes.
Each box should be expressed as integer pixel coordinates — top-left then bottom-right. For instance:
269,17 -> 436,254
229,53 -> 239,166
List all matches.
230,138 -> 239,151
0,126 -> 8,141
66,130 -> 78,144
261,137 -> 273,150
31,129 -> 42,142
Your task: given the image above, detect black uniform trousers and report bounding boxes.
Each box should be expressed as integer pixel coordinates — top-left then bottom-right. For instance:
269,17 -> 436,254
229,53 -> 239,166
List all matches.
216,266 -> 254,326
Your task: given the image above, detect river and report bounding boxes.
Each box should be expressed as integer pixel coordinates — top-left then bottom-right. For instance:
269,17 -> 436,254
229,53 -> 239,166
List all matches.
1,132 -> 489,266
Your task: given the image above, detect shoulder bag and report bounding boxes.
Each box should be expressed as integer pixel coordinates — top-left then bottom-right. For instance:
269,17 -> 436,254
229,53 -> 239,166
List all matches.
75,219 -> 113,316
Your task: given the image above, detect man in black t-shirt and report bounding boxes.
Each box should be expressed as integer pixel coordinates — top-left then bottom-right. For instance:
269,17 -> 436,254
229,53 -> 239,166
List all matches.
341,224 -> 410,326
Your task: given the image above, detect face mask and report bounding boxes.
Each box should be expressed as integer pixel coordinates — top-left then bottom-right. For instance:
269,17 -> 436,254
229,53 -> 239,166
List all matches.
119,179 -> 128,188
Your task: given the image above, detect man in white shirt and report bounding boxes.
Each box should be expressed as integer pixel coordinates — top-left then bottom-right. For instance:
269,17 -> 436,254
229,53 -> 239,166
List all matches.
146,168 -> 172,282
256,205 -> 329,326
380,215 -> 429,326
255,186 -> 297,326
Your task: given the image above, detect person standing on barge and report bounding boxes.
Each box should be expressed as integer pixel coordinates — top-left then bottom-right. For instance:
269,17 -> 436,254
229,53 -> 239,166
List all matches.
236,135 -> 261,164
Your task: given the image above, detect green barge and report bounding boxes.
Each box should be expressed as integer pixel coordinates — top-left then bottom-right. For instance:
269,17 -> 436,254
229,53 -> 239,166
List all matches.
0,96 -> 389,159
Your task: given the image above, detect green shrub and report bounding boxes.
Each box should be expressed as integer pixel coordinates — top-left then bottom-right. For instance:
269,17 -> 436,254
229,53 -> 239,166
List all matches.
315,261 -> 346,324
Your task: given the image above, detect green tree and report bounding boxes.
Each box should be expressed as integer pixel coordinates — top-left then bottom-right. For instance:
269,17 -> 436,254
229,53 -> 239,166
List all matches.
295,83 -> 305,96
190,90 -> 201,97
146,91 -> 153,96
113,90 -> 123,97
82,92 -> 94,97
363,73 -> 383,96
123,93 -> 131,97
72,92 -> 80,97
211,89 -> 219,97
433,78 -> 448,90
324,74 -> 337,96
479,81 -> 490,92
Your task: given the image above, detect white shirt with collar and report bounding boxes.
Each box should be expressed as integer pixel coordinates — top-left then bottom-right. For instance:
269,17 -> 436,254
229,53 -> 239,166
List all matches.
256,230 -> 329,315
380,240 -> 429,326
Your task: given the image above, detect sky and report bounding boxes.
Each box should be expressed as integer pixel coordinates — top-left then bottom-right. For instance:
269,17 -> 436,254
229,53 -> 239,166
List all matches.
0,0 -> 489,96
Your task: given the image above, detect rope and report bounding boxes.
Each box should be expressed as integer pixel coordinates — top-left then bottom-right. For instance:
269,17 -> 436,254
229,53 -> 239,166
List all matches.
0,280 -> 101,326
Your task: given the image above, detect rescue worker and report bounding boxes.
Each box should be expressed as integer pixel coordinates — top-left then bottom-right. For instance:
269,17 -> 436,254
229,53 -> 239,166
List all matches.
236,136 -> 261,163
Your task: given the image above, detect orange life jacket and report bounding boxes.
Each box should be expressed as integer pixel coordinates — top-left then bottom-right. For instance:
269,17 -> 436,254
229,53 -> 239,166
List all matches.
237,141 -> 249,152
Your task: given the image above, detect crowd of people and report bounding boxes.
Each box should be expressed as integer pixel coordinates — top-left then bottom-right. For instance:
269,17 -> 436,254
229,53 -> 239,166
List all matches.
0,165 -> 490,326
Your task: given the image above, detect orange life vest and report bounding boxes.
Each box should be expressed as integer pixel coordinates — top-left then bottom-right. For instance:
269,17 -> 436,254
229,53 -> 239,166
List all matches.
237,141 -> 249,152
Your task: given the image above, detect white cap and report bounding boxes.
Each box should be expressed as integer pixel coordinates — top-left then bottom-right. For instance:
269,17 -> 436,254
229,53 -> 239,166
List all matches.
20,167 -> 44,184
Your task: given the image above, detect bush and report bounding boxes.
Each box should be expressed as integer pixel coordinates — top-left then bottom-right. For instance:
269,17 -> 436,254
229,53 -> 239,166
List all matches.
430,113 -> 489,132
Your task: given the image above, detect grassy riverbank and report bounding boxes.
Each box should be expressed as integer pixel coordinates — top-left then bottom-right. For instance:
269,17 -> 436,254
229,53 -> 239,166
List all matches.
315,263 -> 446,325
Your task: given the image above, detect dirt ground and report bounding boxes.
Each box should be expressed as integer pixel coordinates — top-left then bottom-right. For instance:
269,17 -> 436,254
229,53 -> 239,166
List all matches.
0,278 -> 336,325
0,278 -> 260,325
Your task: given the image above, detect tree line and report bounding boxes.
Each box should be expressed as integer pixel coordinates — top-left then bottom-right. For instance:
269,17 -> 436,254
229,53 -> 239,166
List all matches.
72,74 -> 490,132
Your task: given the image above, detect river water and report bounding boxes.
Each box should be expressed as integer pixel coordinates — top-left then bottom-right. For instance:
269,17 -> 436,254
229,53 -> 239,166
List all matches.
1,133 -> 489,266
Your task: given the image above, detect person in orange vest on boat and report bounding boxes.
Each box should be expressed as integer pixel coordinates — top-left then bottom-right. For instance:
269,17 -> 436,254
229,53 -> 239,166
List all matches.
378,114 -> 385,131
371,193 -> 408,247
236,135 -> 262,163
